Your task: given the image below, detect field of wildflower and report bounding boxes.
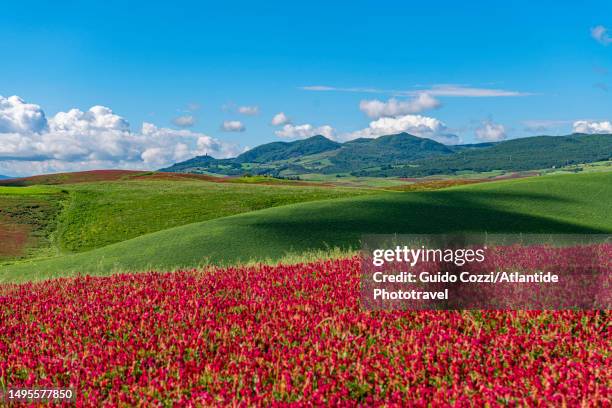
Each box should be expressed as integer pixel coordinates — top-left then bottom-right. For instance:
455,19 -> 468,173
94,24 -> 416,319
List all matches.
1,252 -> 610,406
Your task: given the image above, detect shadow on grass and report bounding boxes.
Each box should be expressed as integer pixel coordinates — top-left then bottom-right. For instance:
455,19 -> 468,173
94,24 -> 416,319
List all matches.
1,188 -> 609,282
241,190 -> 602,251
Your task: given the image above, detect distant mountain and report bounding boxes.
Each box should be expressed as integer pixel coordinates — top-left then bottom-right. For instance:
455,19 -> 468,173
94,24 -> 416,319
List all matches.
235,135 -> 341,163
161,133 -> 457,176
325,133 -> 454,173
0,175 -> 12,180
160,154 -> 230,174
357,133 -> 612,177
161,133 -> 612,177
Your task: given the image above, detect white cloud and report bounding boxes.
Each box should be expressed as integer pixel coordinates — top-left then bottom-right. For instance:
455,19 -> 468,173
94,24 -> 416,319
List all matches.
271,112 -> 290,126
0,95 -> 48,133
475,122 -> 507,142
238,106 -> 259,115
573,120 -> 612,134
172,115 -> 196,127
423,85 -> 528,97
42,106 -> 133,162
186,102 -> 201,112
522,119 -> 573,132
300,86 -> 337,91
50,105 -> 130,133
301,84 -> 530,97
591,25 -> 612,46
140,147 -> 165,164
221,120 -> 245,132
359,93 -> 440,118
0,96 -> 241,176
344,114 -> 459,144
140,122 -> 239,162
275,123 -> 335,139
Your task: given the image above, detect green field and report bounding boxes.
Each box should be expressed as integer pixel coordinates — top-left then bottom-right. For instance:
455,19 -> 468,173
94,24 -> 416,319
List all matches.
52,180 -> 375,252
2,171 -> 610,283
0,179 -> 375,264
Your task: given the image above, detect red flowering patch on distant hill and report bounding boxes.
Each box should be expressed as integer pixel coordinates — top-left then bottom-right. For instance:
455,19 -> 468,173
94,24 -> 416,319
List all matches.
0,223 -> 29,257
0,170 -> 331,188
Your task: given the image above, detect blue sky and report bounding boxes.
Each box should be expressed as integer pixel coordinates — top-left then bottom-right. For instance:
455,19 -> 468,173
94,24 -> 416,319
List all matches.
0,1 -> 611,175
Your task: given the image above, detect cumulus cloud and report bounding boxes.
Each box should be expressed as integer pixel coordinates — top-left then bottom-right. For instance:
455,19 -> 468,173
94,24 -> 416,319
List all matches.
238,106 -> 259,115
172,115 -> 196,127
0,95 -> 241,176
591,25 -> 612,46
275,123 -> 335,139
51,106 -> 130,132
139,122 -> 238,164
573,120 -> 612,134
344,114 -> 459,144
221,120 -> 245,132
271,112 -> 290,126
359,93 -> 440,118
475,122 -> 507,142
0,95 -> 48,133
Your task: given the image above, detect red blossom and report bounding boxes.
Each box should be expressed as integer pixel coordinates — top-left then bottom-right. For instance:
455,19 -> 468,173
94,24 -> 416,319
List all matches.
0,248 -> 610,406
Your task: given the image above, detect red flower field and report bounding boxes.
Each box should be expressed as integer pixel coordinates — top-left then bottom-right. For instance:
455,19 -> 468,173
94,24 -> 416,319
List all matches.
1,255 -> 610,406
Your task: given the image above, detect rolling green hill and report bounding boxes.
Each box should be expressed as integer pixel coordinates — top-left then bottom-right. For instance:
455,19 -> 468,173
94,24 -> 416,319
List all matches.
51,180 -> 375,253
2,171 -> 610,283
0,176 -> 375,263
161,133 -> 612,177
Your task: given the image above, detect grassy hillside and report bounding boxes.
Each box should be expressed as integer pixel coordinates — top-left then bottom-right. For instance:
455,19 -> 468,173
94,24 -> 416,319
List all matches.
0,177 -> 375,262
0,186 -> 66,260
0,169 -> 324,187
54,180 -> 374,252
2,171 -> 610,282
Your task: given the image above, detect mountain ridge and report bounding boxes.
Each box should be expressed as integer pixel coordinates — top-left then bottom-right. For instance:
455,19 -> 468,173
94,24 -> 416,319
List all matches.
235,134 -> 341,163
161,132 -> 612,177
